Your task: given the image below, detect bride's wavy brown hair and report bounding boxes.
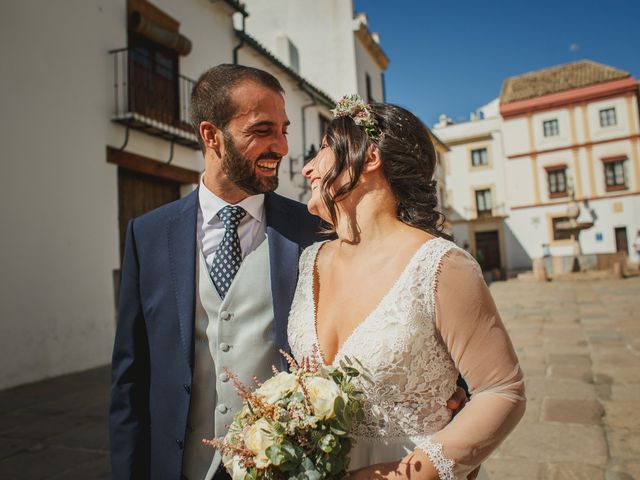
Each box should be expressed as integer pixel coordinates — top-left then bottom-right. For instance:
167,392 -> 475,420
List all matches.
319,103 -> 446,237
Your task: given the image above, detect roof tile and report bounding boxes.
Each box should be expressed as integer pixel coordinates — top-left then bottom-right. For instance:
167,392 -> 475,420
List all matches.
500,60 -> 630,104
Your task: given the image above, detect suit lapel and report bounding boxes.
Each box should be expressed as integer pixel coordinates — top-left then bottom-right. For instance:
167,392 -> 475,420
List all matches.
265,194 -> 300,363
167,189 -> 198,371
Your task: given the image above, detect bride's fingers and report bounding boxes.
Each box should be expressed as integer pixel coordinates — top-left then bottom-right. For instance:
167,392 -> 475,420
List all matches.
446,386 -> 467,411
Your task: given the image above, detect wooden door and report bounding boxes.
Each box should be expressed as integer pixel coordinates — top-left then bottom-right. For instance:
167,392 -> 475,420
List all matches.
474,231 -> 501,271
118,167 -> 180,261
615,227 -> 628,254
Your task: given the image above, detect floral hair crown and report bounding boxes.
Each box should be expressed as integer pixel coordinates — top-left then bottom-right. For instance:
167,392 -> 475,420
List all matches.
331,94 -> 382,141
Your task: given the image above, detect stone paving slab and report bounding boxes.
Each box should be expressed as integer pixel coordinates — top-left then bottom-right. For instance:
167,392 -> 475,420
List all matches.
0,368 -> 110,479
488,276 -> 640,479
0,277 -> 638,479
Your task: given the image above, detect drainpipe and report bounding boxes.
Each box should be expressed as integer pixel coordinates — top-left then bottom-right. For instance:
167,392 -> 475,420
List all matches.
296,82 -> 322,200
232,11 -> 247,64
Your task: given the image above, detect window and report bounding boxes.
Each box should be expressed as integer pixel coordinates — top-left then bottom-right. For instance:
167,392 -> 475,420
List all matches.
546,167 -> 567,197
552,217 -> 572,241
129,33 -> 179,125
471,148 -> 488,167
543,119 -> 559,137
604,159 -> 627,190
599,107 -> 617,127
365,73 -> 373,102
475,189 -> 492,216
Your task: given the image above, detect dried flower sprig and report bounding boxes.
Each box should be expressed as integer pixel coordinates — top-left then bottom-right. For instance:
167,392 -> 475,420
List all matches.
202,438 -> 256,468
331,94 -> 382,141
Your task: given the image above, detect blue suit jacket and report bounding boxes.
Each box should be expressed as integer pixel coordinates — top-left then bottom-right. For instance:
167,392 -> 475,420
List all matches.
109,189 -> 323,480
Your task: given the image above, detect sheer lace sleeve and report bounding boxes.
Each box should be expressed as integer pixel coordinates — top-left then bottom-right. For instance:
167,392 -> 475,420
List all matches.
417,248 -> 526,478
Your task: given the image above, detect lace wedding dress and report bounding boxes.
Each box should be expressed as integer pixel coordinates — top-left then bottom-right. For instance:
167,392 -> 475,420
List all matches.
288,238 -> 525,480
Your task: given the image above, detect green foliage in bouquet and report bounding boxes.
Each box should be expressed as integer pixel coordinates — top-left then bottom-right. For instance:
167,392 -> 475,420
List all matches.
203,350 -> 366,480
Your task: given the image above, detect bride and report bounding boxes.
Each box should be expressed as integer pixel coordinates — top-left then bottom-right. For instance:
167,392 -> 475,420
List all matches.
287,96 -> 525,480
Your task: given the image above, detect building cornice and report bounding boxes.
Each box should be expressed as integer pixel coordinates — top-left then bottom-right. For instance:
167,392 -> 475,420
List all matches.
438,133 -> 493,147
507,133 -> 640,160
428,129 -> 450,152
353,23 -> 389,71
500,77 -> 638,119
510,190 -> 640,210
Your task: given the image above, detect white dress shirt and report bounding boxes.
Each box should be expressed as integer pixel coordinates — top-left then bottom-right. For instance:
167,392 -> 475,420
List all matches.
196,179 -> 267,271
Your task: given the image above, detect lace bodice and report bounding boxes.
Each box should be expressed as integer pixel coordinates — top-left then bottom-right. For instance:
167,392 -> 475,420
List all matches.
288,238 -> 526,479
289,238 -> 459,438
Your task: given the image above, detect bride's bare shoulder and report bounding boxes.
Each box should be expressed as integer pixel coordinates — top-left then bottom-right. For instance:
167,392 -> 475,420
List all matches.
402,224 -> 437,248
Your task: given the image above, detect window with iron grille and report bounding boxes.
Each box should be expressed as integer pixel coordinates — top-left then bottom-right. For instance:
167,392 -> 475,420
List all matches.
475,189 -> 492,215
599,107 -> 617,127
543,119 -> 559,137
128,33 -> 179,126
604,160 -> 626,189
471,148 -> 488,167
547,168 -> 567,197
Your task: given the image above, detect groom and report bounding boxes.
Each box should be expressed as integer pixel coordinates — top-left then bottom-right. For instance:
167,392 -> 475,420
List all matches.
109,64 -> 323,480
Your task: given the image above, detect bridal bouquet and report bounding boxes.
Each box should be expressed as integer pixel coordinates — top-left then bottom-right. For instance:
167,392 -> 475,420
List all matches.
203,350 -> 364,480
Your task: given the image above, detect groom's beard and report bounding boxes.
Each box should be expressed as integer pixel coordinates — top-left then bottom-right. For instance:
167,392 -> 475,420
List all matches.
222,130 -> 280,195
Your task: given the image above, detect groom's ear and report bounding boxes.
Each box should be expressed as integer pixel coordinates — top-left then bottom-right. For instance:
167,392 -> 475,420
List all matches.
363,146 -> 383,173
199,121 -> 224,158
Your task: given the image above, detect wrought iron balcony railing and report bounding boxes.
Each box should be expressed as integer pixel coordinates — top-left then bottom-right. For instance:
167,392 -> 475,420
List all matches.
109,47 -> 199,149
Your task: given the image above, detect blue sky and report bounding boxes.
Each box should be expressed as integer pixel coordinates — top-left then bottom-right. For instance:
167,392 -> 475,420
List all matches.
353,0 -> 640,127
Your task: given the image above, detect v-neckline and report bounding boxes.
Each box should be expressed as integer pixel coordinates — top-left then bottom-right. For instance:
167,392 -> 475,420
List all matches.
309,237 -> 439,366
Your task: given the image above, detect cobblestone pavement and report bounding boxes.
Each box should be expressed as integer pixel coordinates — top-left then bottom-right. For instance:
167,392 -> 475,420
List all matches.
485,276 -> 640,480
0,277 -> 638,479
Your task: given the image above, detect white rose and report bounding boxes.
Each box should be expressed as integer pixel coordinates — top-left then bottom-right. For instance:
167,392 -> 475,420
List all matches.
305,376 -> 345,420
243,419 -> 275,468
255,372 -> 298,403
230,456 -> 247,480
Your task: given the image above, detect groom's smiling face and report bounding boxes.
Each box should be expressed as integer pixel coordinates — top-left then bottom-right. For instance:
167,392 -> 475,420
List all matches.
221,80 -> 290,195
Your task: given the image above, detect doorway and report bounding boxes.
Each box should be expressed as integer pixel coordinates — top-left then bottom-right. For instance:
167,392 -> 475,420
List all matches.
474,230 -> 501,271
614,226 -> 628,254
118,167 -> 181,261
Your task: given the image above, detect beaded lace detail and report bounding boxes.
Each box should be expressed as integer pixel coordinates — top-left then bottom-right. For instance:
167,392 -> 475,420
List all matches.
288,238 -> 465,478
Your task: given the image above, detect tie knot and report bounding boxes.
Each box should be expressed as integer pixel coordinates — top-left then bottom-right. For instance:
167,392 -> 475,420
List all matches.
217,205 -> 246,229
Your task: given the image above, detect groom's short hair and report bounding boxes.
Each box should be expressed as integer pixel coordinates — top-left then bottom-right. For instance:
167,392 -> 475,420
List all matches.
191,64 -> 284,152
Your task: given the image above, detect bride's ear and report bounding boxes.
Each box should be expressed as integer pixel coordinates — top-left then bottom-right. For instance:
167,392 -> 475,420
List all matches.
363,146 -> 383,173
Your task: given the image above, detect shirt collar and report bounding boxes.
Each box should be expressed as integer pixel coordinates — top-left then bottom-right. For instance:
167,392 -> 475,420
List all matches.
199,177 -> 265,225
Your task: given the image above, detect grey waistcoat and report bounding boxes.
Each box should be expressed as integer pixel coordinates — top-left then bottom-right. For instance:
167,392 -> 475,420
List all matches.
182,237 -> 281,479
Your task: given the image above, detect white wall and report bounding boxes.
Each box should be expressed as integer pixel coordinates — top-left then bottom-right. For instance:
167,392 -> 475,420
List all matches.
353,31 -> 384,101
1,0 -> 127,389
0,0 -> 336,389
242,0 -> 358,99
434,116 -> 507,219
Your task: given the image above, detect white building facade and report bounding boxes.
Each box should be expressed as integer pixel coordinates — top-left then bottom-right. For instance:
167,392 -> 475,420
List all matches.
434,100 -> 528,277
501,61 -> 640,266
0,0 -> 381,389
242,0 -> 388,104
435,61 -> 640,276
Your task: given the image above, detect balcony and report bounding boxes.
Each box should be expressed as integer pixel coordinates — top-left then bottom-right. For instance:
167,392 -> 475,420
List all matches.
109,47 -> 199,149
